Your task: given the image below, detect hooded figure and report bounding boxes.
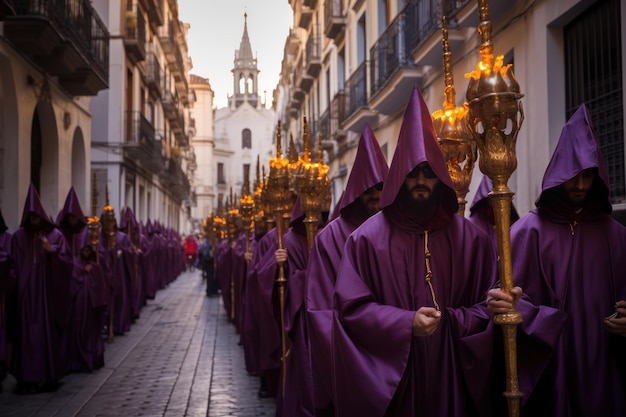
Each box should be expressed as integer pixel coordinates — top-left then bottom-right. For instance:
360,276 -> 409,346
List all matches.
306,122 -> 389,415
56,187 -> 88,257
508,104 -> 626,416
331,86 -> 499,417
66,220 -> 109,372
10,183 -> 73,393
100,205 -> 134,337
244,220 -> 281,400
468,175 -> 520,241
119,207 -> 143,321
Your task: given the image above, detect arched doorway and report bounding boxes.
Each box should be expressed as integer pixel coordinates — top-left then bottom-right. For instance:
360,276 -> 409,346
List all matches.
31,101 -> 59,214
71,127 -> 87,211
0,53 -> 19,227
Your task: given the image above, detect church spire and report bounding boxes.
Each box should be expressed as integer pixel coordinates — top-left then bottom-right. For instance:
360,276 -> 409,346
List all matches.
236,13 -> 254,66
231,12 -> 260,109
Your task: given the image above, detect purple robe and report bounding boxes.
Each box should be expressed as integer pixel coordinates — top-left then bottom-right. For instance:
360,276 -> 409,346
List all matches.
232,231 -> 248,332
65,228 -> 108,372
120,207 -> 143,320
254,228 -> 283,397
511,104 -> 626,416
281,220 -> 314,417
10,184 -> 73,384
242,232 -> 262,374
332,87 -> 498,417
101,227 -> 134,336
306,122 -> 389,413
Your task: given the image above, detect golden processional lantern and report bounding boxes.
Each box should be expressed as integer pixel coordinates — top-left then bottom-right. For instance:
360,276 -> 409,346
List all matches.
239,164 -> 255,264
266,120 -> 292,398
464,1 -> 524,415
260,165 -> 274,230
294,116 -> 330,250
89,173 -> 101,263
432,17 -> 477,216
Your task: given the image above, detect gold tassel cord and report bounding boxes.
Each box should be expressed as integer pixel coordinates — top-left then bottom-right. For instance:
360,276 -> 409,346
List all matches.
424,230 -> 440,312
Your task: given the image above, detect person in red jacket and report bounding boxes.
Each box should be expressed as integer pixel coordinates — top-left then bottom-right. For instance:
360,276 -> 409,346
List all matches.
183,235 -> 198,271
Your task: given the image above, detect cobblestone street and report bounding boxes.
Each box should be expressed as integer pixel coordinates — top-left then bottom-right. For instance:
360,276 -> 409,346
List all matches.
0,270 -> 276,416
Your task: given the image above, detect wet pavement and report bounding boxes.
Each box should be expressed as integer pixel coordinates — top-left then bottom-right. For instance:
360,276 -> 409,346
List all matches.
0,269 -> 276,416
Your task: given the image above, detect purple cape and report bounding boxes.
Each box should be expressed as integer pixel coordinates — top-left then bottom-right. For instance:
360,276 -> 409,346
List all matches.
332,86 -> 498,416
306,122 -> 389,411
100,226 -> 134,336
511,104 -> 626,416
65,228 -> 108,372
11,184 -> 74,383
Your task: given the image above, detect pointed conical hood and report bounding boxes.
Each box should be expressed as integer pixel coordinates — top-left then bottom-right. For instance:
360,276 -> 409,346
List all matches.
339,123 -> 389,214
20,183 -> 54,228
56,186 -> 87,229
536,103 -> 611,213
470,175 -> 520,222
289,196 -> 304,226
469,175 -> 493,215
379,86 -> 458,215
120,206 -> 138,231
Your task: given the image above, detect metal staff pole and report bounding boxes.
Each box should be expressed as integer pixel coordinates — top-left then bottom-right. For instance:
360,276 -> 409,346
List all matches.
465,1 -> 524,415
268,121 -> 292,398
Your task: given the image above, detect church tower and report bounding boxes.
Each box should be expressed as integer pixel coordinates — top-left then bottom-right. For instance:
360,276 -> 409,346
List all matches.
230,13 -> 260,109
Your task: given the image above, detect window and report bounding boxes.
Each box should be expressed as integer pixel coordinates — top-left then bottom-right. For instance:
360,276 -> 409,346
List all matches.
565,0 -> 623,203
242,128 -> 252,149
217,162 -> 225,184
357,13 -> 367,65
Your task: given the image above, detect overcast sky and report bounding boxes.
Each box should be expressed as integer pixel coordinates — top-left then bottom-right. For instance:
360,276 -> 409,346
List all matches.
178,0 -> 293,109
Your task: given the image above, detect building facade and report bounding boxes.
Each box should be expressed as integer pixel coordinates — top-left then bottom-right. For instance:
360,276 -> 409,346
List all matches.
90,0 -> 194,230
275,0 -> 625,221
188,74 -> 215,230
0,1 -> 109,229
214,14 -> 276,205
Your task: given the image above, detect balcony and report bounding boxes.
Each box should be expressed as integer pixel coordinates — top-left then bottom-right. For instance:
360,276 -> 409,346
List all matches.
161,78 -> 178,118
330,91 -> 347,140
305,25 -> 321,77
409,0 -> 479,68
146,53 -> 162,98
123,110 -> 164,175
123,3 -> 146,65
160,158 -> 191,202
4,0 -> 109,96
368,5 -> 424,115
139,0 -> 164,30
342,61 -> 377,133
324,0 -> 346,40
293,0 -> 313,29
286,28 -> 300,55
158,20 -> 176,60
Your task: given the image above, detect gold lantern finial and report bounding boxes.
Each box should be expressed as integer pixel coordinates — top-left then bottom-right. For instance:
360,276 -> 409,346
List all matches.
432,16 -> 476,216
276,120 -> 282,159
92,173 -> 99,217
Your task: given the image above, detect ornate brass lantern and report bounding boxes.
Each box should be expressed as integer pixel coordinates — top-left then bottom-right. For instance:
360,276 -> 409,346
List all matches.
432,17 -> 477,216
